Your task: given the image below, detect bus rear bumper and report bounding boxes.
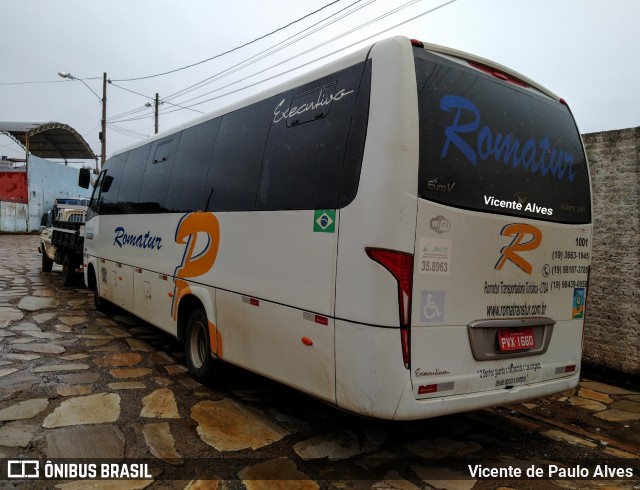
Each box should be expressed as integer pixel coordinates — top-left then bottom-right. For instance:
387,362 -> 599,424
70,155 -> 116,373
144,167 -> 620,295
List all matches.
391,374 -> 580,420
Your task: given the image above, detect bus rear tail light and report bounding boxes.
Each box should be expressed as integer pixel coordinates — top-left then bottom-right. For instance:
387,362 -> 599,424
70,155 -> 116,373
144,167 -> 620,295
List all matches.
559,97 -> 574,115
555,364 -> 577,375
418,382 -> 454,395
400,328 -> 410,369
468,60 -> 529,88
365,248 -> 414,369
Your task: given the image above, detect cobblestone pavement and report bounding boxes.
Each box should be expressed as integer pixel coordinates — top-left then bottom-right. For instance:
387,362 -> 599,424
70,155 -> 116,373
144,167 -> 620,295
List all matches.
1,234 -> 639,489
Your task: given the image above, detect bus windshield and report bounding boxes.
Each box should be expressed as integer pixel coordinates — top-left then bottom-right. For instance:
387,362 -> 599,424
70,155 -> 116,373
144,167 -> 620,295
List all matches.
415,51 -> 591,224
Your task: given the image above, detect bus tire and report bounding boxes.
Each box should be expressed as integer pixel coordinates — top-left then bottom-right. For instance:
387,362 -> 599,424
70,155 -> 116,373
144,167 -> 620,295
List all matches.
61,255 -> 74,286
42,247 -> 53,273
93,281 -> 114,314
185,306 -> 216,384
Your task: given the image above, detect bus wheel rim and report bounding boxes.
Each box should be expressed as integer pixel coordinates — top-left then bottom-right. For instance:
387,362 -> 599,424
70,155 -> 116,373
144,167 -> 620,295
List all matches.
190,320 -> 207,369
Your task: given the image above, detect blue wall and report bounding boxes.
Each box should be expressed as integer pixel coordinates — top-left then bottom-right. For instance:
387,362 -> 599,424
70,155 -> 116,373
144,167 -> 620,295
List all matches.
26,155 -> 92,231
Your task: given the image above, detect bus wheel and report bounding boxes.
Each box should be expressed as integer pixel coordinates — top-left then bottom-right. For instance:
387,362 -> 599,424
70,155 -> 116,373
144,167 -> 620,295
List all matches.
93,283 -> 114,314
41,248 -> 53,273
185,306 -> 216,384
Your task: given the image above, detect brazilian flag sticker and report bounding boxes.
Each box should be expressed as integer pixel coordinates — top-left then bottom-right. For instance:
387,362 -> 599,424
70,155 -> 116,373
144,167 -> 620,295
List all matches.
313,209 -> 336,233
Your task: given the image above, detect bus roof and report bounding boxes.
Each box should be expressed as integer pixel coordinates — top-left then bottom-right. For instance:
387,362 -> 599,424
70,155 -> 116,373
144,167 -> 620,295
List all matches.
108,36 -> 561,159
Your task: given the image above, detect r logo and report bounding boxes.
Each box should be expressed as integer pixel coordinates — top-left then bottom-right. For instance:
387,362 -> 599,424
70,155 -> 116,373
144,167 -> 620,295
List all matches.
171,212 -> 220,320
495,223 -> 542,275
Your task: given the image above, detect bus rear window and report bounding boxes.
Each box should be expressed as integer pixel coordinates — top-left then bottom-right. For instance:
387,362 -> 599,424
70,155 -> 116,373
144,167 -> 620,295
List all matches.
415,52 -> 591,224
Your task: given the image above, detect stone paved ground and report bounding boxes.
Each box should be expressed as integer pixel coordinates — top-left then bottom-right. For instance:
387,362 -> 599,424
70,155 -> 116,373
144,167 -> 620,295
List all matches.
1,235 -> 639,489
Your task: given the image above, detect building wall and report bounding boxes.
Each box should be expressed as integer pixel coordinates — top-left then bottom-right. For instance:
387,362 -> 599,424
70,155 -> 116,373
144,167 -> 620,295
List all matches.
0,201 -> 29,232
0,170 -> 28,203
26,155 -> 91,232
0,168 -> 29,232
582,127 -> 640,377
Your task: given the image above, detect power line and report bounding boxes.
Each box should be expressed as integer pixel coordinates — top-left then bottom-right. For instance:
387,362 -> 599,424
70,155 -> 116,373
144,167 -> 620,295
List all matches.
165,0 -> 427,109
85,123 -> 102,135
0,2 -> 343,88
106,0 -> 370,126
108,105 -> 150,122
178,0 -> 458,110
108,123 -> 150,140
109,0 -> 344,83
107,82 -> 204,121
80,0 -> 373,127
163,0 -> 373,103
4,0 -> 340,90
108,0 -> 457,123
144,0 -> 398,112
107,82 -> 154,101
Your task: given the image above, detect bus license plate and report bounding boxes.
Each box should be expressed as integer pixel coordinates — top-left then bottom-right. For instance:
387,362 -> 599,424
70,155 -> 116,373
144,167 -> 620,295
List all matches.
498,328 -> 535,352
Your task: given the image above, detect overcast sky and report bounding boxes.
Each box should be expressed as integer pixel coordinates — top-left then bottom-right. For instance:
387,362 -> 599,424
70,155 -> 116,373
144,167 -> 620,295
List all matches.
1,0 -> 639,167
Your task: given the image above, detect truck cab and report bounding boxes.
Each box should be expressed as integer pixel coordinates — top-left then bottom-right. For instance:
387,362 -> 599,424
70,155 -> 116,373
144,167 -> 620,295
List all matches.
39,199 -> 88,286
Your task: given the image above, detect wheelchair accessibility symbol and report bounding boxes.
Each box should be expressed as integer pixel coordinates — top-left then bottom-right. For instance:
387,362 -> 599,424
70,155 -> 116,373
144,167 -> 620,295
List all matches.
420,291 -> 445,323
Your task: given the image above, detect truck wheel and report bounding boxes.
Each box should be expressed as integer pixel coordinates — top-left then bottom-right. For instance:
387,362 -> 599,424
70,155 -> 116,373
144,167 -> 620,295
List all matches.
185,306 -> 216,384
61,255 -> 74,286
41,248 -> 53,273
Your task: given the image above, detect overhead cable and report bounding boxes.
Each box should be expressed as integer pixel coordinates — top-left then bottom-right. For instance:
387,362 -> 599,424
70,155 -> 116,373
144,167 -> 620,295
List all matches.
165,0 -> 430,109
107,0 -> 457,123
109,0 -> 344,82
163,0 -> 373,103
108,0 -> 370,124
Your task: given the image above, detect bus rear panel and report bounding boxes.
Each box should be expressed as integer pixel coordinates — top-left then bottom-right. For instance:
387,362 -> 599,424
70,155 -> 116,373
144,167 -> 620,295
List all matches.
335,39 -> 591,419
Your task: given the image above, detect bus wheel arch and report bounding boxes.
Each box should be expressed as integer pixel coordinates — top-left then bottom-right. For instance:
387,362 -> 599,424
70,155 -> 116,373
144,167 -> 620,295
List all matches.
178,295 -> 218,384
87,263 -> 97,291
176,294 -> 202,342
88,263 -> 113,314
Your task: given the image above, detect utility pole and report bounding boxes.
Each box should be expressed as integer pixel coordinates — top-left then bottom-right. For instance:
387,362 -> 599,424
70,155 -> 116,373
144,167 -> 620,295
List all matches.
58,70 -> 106,171
146,94 -> 160,134
100,72 -> 107,167
154,93 -> 159,134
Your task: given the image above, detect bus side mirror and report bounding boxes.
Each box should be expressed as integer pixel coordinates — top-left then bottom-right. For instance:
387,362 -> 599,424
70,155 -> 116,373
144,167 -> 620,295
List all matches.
40,213 -> 49,227
78,168 -> 91,189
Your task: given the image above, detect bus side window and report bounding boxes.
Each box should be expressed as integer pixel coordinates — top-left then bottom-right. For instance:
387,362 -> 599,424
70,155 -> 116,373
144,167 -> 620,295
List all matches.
167,118 -> 220,213
118,144 -> 152,214
88,170 -> 105,218
139,135 -> 181,213
257,63 -> 363,211
339,59 -> 372,208
99,153 -> 127,215
205,99 -> 273,212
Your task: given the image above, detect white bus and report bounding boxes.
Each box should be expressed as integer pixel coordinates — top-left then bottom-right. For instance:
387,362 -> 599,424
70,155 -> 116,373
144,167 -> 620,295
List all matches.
81,36 -> 592,420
